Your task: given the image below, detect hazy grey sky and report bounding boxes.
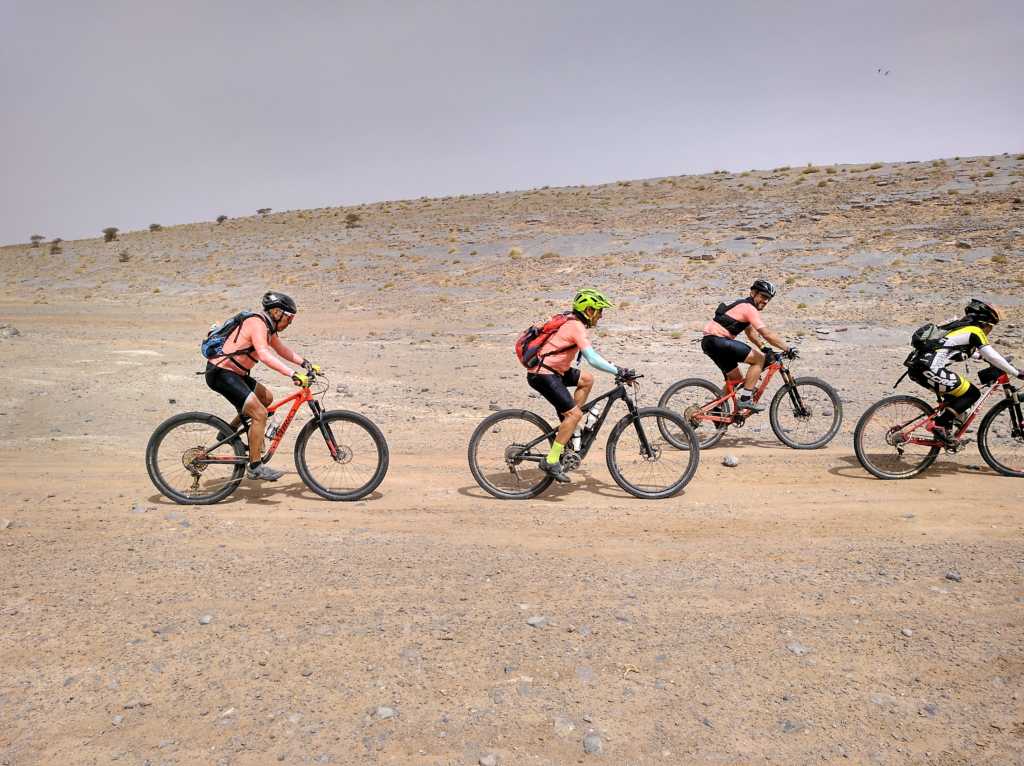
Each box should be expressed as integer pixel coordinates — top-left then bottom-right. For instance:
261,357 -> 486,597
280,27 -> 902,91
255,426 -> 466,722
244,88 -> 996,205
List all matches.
1,0 -> 1021,245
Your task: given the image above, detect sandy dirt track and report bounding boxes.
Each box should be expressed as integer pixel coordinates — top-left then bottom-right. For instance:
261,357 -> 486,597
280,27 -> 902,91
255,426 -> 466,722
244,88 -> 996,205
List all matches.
2,154 -> 1024,764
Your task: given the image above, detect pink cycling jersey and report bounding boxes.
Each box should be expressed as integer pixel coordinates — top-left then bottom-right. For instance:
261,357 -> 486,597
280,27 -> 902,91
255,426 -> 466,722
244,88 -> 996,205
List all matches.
213,315 -> 303,377
703,301 -> 765,339
535,319 -> 592,375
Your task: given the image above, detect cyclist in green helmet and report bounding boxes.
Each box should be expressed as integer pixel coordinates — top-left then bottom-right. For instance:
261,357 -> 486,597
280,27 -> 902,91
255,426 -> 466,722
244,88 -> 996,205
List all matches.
527,288 -> 633,483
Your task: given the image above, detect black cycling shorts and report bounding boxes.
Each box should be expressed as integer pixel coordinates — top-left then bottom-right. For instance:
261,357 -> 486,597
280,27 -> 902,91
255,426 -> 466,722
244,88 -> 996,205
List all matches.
205,363 -> 258,411
527,368 -> 582,415
701,335 -> 751,374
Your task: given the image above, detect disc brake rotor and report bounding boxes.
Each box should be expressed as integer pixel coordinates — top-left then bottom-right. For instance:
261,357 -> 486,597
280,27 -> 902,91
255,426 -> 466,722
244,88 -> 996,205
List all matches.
334,445 -> 354,464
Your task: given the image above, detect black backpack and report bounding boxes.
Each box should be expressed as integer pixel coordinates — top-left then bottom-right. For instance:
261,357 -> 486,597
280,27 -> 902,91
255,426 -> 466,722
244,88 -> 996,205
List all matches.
910,322 -> 946,352
201,311 -> 275,367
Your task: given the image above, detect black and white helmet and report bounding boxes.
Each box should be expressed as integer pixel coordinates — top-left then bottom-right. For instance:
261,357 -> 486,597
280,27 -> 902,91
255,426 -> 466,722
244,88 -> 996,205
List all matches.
750,279 -> 777,299
262,291 -> 297,314
965,298 -> 999,325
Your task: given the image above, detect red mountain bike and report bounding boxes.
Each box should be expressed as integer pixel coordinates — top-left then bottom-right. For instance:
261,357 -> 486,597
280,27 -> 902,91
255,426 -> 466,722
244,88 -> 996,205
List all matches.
854,365 -> 1024,479
658,348 -> 843,450
146,369 -> 388,503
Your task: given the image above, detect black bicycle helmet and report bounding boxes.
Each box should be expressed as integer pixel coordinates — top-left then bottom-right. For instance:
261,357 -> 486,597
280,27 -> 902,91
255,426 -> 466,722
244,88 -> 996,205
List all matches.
262,291 -> 297,314
751,279 -> 777,299
965,298 -> 999,325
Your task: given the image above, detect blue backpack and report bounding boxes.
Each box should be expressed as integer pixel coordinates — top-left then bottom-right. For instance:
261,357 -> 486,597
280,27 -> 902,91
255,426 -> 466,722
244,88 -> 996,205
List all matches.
201,311 -> 275,365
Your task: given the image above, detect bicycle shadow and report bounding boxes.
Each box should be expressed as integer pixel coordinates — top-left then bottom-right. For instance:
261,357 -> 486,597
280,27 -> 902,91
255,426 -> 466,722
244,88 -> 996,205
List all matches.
826,454 -> 994,481
148,479 -> 385,508
700,434 -> 789,450
457,471 -> 691,503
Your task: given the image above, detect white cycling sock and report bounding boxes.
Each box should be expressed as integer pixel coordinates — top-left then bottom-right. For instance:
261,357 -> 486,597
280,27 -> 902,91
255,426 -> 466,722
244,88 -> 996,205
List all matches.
739,388 -> 755,401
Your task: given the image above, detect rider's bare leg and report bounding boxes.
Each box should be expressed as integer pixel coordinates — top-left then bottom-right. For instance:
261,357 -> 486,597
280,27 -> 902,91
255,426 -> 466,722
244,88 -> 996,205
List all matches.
742,347 -> 765,391
554,405 -> 583,448
230,384 -> 272,430
241,394 -> 268,464
574,370 -> 594,409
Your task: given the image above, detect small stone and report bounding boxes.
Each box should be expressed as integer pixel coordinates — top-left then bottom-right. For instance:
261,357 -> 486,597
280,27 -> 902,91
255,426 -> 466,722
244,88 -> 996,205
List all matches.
488,402 -> 501,411
0,324 -> 21,338
526,615 -> 548,628
920,703 -> 939,717
945,570 -> 962,583
479,755 -> 498,766
721,454 -> 739,468
198,614 -> 212,625
112,715 -> 124,725
786,641 -> 810,656
123,699 -> 150,709
815,327 -> 832,334
220,707 -> 235,718
554,716 -> 576,736
374,706 -> 397,720
130,504 -> 148,514
301,669 -> 313,677
0,519 -> 11,530
901,628 -> 913,638
583,733 -> 603,755
955,240 -> 971,249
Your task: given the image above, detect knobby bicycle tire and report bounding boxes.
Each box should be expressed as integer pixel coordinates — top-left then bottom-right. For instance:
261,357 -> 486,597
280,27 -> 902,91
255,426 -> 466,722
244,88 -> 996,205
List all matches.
294,410 -> 390,500
145,411 -> 246,505
853,395 -> 939,479
606,407 -> 700,499
977,398 -> 1024,478
467,409 -> 556,500
658,378 -> 731,449
769,377 -> 843,449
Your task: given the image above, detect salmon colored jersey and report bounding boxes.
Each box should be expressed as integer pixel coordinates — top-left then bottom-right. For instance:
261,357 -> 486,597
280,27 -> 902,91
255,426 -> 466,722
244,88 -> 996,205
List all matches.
213,315 -> 303,377
535,318 -> 591,375
703,301 -> 765,339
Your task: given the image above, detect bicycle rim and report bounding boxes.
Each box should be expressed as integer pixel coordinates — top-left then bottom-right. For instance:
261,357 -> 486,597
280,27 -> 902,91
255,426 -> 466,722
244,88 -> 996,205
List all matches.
468,410 -> 554,499
295,412 -> 389,500
770,378 -> 843,449
854,397 -> 939,479
978,400 -> 1024,477
146,414 -> 244,504
607,408 -> 700,499
658,379 -> 729,449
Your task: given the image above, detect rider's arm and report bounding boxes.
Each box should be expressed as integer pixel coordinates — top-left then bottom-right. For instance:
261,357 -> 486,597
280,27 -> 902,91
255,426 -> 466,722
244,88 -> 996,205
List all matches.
252,327 -> 296,377
977,345 -> 1020,376
269,334 -> 305,366
757,326 -> 789,351
580,347 -> 618,375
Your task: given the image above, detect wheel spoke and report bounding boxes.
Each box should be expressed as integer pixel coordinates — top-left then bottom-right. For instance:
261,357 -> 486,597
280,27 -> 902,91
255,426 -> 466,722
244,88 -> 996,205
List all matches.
979,403 -> 1024,475
147,415 -> 244,504
469,412 -> 553,499
298,415 -> 386,499
855,397 -> 937,479
771,380 -> 842,449
609,411 -> 699,498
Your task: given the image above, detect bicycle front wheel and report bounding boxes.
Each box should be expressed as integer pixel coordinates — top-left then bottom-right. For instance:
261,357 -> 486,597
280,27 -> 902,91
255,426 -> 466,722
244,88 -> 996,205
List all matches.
658,378 -> 731,449
606,407 -> 700,499
145,412 -> 246,505
977,398 -> 1024,477
769,377 -> 843,449
294,411 -> 389,500
853,395 -> 939,479
468,410 -> 555,499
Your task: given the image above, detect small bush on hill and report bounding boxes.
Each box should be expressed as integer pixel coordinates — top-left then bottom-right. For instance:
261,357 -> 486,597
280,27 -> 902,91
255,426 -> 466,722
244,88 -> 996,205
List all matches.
103,227 -> 119,242
216,215 -> 228,224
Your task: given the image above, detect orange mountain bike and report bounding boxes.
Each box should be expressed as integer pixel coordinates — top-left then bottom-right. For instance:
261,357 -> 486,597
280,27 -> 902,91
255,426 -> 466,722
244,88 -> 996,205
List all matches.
658,348 -> 843,450
854,365 -> 1024,479
146,369 -> 388,504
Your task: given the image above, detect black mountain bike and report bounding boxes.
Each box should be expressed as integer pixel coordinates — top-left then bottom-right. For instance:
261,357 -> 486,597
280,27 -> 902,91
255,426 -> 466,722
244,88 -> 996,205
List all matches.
468,373 -> 700,499
146,369 -> 389,504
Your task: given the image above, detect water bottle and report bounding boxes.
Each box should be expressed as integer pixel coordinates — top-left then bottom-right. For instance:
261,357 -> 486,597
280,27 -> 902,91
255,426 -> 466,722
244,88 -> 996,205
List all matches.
265,414 -> 281,440
571,426 -> 582,452
584,401 -> 604,431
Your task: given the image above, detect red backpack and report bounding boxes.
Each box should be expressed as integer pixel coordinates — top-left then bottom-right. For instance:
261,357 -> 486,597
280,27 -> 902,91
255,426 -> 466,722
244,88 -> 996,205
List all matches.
515,312 -> 580,371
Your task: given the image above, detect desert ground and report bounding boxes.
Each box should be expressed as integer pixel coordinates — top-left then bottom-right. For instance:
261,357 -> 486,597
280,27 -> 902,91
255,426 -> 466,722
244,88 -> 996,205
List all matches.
2,154 -> 1023,764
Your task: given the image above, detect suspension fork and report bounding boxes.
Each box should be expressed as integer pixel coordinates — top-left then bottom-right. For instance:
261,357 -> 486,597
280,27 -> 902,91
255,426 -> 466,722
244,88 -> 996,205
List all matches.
623,389 -> 656,457
780,367 -> 808,415
309,400 -> 339,458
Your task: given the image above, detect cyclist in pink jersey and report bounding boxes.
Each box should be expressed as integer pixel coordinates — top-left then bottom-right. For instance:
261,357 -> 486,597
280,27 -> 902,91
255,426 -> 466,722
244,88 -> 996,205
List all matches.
205,291 -> 318,481
527,289 -> 631,483
701,279 -> 795,412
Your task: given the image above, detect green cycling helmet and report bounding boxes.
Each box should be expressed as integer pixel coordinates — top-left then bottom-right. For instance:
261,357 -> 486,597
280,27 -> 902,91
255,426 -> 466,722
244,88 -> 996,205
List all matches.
572,288 -> 614,315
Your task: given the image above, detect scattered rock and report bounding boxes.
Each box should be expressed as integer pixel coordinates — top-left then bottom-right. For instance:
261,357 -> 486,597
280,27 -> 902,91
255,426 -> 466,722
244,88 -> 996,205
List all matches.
920,703 -> 939,717
488,401 -> 501,411
0,324 -> 20,338
554,716 -> 576,736
945,570 -> 962,582
130,504 -> 149,514
955,240 -> 971,249
112,715 -> 124,725
815,327 -> 832,334
198,615 -> 213,625
373,705 -> 397,720
901,628 -> 913,638
526,615 -> 548,628
0,519 -> 11,530
721,455 -> 739,468
786,641 -> 810,656
479,755 -> 498,766
123,699 -> 150,709
583,733 -> 603,755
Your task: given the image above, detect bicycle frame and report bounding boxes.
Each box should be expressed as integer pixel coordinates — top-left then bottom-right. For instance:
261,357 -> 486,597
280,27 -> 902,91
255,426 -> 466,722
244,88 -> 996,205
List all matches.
193,381 -> 335,466
696,354 -> 795,425
515,381 -> 649,464
896,372 -> 1016,447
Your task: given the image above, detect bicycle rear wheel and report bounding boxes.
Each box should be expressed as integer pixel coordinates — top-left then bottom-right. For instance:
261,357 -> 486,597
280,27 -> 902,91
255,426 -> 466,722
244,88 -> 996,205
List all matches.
606,407 -> 700,499
769,377 -> 843,449
468,410 -> 555,499
294,411 -> 389,500
658,378 -> 731,449
977,399 -> 1024,477
853,395 -> 939,479
145,412 -> 246,504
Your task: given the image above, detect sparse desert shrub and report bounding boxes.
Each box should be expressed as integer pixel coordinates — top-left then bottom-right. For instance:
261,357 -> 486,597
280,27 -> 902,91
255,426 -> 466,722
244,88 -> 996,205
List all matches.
29,234 -> 44,247
817,180 -> 828,187
991,254 -> 1008,264
947,189 -> 959,195
216,215 -> 228,224
51,237 -> 62,244
257,208 -> 271,216
797,302 -> 807,309
118,251 -> 130,262
670,331 -> 682,339
801,167 -> 820,174
774,166 -> 791,172
984,171 -> 995,178
869,162 -> 883,169
149,223 -> 162,232
540,251 -> 559,260
50,243 -> 62,254
103,227 -> 119,242
344,212 -> 361,228
508,246 -> 523,259
826,167 -> 837,175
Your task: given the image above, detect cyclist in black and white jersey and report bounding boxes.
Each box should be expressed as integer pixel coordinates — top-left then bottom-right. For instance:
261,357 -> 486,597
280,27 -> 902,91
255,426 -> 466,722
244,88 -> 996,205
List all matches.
907,299 -> 1022,446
